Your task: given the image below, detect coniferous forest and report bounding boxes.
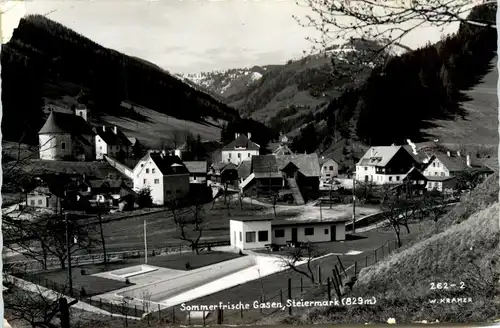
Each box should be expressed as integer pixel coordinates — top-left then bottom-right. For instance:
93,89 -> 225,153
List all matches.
1,15 -> 240,145
291,3 -> 497,152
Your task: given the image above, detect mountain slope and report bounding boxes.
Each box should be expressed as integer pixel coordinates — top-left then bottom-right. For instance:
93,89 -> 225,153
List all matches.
1,15 -> 239,146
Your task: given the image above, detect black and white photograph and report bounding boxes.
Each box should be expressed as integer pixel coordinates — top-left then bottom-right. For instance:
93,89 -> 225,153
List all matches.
1,0 -> 498,327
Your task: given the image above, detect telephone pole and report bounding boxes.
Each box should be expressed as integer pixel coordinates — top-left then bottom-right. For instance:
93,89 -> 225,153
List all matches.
65,213 -> 73,296
352,177 -> 356,233
144,219 -> 148,264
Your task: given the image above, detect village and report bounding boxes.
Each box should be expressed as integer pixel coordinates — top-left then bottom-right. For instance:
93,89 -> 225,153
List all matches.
3,98 -> 498,326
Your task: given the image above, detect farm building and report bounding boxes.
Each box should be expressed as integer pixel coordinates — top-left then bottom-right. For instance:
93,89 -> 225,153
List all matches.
229,217 -> 348,251
319,157 -> 339,180
183,161 -> 208,184
94,125 -> 133,160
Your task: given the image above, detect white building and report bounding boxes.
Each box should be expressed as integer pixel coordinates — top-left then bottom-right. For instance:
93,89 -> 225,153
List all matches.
319,157 -> 339,180
94,125 -> 133,160
355,146 -> 417,184
221,133 -> 260,165
422,152 -> 471,192
132,151 -> 190,205
38,109 -> 95,161
229,218 -> 348,250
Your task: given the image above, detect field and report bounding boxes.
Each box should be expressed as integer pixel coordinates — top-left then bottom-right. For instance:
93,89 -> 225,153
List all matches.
423,59 -> 498,147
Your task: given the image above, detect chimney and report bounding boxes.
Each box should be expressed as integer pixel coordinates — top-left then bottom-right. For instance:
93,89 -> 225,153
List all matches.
457,151 -> 461,157
174,149 -> 182,160
235,133 -> 240,139
466,154 -> 471,167
371,148 -> 375,157
161,150 -> 166,158
446,151 -> 451,157
102,126 -> 106,132
248,132 -> 251,140
113,126 -> 118,134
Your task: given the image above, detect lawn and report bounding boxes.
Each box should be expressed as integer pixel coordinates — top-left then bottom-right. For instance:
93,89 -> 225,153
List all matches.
92,201 -> 267,253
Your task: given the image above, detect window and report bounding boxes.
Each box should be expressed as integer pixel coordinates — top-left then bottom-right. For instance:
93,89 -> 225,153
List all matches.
154,179 -> 159,184
441,172 -> 445,176
275,229 -> 285,238
433,162 -> 436,167
152,168 -> 156,173
364,175 -> 368,182
304,227 -> 314,236
61,142 -> 66,150
141,164 -> 144,167
38,199 -> 42,205
30,200 -> 35,206
193,176 -> 197,181
229,153 -> 232,158
143,179 -> 146,184
434,172 -> 438,176
246,231 -> 256,243
258,231 -> 268,242
396,176 -> 400,181
146,168 -> 150,173
364,167 -> 367,171
239,232 -> 242,242
99,146 -> 102,150
324,229 -> 329,234
248,153 -> 251,158
329,166 -> 333,170
238,153 -> 241,158
389,176 -> 393,182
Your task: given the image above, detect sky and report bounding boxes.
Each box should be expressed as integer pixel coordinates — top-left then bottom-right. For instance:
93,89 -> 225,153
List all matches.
1,0 -> 473,74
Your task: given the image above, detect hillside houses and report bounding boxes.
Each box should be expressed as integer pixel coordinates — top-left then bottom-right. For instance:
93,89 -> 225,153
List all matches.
132,151 -> 190,205
221,133 -> 260,165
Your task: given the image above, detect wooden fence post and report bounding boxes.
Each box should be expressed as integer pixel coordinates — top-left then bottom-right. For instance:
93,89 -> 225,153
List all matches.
331,270 -> 341,300
240,307 -> 243,319
318,266 -> 322,284
172,308 -> 175,324
260,296 -> 263,313
354,261 -> 358,276
288,278 -> 292,315
158,304 -> 161,321
334,265 -> 342,285
327,278 -> 331,302
280,289 -> 283,303
336,256 -> 347,278
382,244 -> 385,257
365,256 -> 368,267
188,312 -> 191,325
300,277 -> 303,293
203,311 -> 206,326
134,305 -> 137,317
374,250 -> 378,263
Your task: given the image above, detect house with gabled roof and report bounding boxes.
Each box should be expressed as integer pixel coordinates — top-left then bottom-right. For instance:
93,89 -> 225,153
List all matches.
183,161 -> 208,184
38,110 -> 95,161
94,125 -> 133,160
319,156 -> 339,180
356,146 -> 418,184
221,132 -> 260,165
422,151 -> 493,192
132,151 -> 190,205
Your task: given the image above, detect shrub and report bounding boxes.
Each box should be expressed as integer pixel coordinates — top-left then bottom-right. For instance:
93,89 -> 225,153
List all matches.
125,278 -> 131,285
80,287 -> 86,297
185,261 -> 191,270
80,269 -> 86,275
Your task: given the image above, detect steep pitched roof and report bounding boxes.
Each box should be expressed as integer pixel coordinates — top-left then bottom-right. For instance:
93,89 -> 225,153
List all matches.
95,126 -> 132,146
319,157 -> 338,166
38,111 -> 94,135
221,162 -> 238,172
238,160 -> 252,180
223,134 -> 260,151
184,161 -> 208,174
149,153 -> 189,175
357,146 -> 403,167
434,154 -> 469,172
276,153 -> 321,177
252,155 -> 279,174
274,144 -> 293,156
402,145 -> 432,164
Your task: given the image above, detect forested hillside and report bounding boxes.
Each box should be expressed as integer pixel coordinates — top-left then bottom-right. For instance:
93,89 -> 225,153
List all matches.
291,2 -> 497,155
1,15 -> 239,145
